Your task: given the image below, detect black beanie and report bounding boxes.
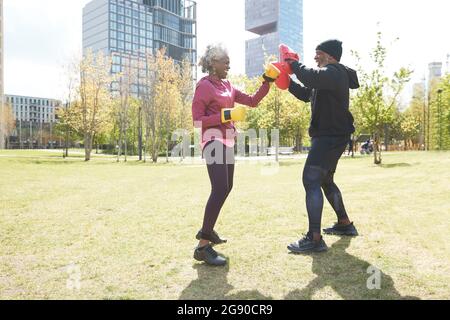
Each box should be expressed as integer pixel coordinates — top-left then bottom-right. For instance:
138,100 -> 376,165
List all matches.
316,39 -> 343,62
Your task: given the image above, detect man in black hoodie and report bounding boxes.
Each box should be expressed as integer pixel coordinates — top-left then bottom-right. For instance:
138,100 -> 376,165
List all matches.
286,40 -> 360,254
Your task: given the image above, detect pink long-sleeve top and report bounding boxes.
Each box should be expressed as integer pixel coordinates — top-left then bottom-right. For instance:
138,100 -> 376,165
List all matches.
192,76 -> 270,150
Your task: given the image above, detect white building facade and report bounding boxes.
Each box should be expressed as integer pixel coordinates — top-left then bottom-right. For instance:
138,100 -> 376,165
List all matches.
5,95 -> 60,124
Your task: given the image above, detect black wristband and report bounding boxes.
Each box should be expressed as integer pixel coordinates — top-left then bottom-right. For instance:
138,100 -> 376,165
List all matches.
262,74 -> 276,82
223,110 -> 232,121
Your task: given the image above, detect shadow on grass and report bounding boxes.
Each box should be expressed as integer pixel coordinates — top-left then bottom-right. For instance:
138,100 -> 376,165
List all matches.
284,237 -> 420,300
278,161 -> 304,167
379,163 -> 413,168
179,260 -> 273,300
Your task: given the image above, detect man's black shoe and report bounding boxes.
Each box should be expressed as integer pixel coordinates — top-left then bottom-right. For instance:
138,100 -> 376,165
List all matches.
287,233 -> 328,254
194,244 -> 227,266
196,230 -> 227,245
323,222 -> 359,236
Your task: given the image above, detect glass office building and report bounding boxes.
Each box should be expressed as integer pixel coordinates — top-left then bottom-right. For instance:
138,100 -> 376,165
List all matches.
83,0 -> 197,94
245,0 -> 303,78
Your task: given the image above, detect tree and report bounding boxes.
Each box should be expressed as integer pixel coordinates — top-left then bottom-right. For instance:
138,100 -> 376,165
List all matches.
351,31 -> 412,164
64,49 -> 114,161
58,55 -> 81,158
141,48 -> 181,163
0,100 -> 4,149
428,74 -> 450,150
0,103 -> 16,148
399,110 -> 421,150
177,58 -> 194,131
113,53 -> 138,162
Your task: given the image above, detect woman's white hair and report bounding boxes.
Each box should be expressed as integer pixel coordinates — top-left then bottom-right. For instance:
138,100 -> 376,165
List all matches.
198,44 -> 229,74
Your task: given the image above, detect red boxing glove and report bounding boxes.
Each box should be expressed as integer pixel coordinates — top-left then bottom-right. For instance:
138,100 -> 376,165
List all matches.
272,44 -> 300,90
279,44 -> 300,75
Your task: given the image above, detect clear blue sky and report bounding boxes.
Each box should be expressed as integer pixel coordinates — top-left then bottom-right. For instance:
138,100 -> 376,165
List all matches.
4,0 -> 450,104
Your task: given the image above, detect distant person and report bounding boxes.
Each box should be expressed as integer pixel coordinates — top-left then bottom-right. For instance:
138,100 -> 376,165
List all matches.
191,44 -> 279,266
285,40 -> 360,254
347,137 -> 354,155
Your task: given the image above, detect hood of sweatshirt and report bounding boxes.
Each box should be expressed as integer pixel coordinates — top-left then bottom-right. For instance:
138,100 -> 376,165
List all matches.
330,63 -> 360,89
343,65 -> 360,89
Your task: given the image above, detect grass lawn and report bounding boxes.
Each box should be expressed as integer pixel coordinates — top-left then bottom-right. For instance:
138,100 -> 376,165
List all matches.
1,150 -> 449,300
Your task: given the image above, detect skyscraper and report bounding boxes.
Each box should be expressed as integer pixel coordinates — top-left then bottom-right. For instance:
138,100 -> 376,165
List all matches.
245,0 -> 303,78
0,0 -> 4,149
83,0 -> 197,94
428,62 -> 442,81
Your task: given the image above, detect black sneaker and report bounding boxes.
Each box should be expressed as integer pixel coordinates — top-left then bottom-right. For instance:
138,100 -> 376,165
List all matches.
287,233 -> 328,254
196,230 -> 227,245
194,244 -> 227,266
323,222 -> 359,236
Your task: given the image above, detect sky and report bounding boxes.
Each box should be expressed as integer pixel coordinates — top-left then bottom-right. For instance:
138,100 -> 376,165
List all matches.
4,0 -> 450,104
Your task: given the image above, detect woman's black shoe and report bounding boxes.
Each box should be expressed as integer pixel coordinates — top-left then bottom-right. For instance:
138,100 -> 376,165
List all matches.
287,233 -> 328,254
323,222 -> 359,236
194,244 -> 227,266
196,230 -> 227,245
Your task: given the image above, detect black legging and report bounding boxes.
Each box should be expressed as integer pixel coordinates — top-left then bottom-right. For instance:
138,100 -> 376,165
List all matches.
201,141 -> 235,235
302,165 -> 349,234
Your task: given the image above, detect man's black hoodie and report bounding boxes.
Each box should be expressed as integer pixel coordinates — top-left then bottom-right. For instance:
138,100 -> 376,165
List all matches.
288,61 -> 360,138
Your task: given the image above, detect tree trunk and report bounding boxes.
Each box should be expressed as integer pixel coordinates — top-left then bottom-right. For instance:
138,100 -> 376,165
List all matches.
84,133 -> 93,161
117,128 -> 123,163
64,127 -> 69,158
373,133 -> 382,165
166,134 -> 170,163
124,135 -> 128,162
138,106 -> 143,161
152,136 -> 160,163
152,147 -> 158,163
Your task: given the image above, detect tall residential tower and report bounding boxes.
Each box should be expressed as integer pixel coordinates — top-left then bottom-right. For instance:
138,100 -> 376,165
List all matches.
245,0 -> 303,78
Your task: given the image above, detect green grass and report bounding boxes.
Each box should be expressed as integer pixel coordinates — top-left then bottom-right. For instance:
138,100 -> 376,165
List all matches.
1,150 -> 449,300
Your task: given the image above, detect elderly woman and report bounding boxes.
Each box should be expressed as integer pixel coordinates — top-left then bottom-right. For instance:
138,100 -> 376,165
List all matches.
192,44 -> 280,266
